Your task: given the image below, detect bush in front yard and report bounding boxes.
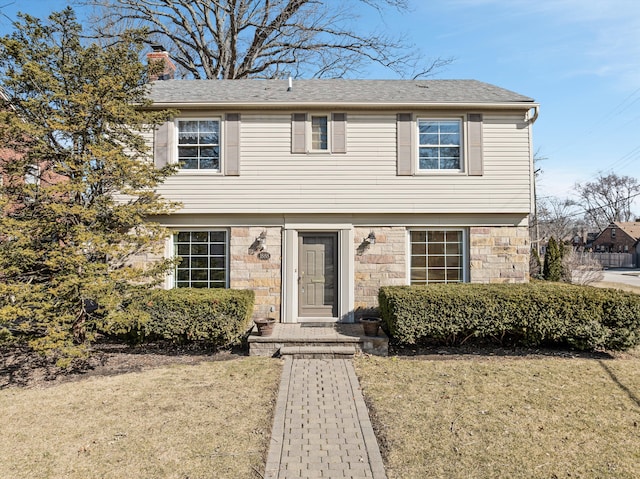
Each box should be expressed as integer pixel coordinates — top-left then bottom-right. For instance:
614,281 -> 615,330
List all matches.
99,288 -> 255,347
379,283 -> 640,351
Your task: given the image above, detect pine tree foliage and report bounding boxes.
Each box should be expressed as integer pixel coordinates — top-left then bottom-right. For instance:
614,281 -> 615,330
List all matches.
0,8 -> 178,364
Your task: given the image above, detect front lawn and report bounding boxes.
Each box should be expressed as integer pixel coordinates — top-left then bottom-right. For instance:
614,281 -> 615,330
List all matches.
355,349 -> 640,479
1,357 -> 281,479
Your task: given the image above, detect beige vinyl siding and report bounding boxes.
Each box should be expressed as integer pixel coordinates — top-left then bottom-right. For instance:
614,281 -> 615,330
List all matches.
155,111 -> 532,214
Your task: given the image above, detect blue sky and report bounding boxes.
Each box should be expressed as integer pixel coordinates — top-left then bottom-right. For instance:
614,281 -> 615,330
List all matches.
2,0 -> 639,211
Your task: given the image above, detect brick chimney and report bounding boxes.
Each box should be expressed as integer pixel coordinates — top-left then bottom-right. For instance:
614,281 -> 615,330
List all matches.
147,44 -> 176,81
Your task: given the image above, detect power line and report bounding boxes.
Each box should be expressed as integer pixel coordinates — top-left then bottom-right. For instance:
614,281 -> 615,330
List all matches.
533,190 -> 640,226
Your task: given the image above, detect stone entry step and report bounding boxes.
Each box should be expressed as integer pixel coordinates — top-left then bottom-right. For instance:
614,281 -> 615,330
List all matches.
248,323 -> 389,357
279,345 -> 358,359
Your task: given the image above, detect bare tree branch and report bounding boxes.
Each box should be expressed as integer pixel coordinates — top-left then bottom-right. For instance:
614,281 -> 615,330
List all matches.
79,0 -> 448,79
537,196 -> 582,242
573,173 -> 640,231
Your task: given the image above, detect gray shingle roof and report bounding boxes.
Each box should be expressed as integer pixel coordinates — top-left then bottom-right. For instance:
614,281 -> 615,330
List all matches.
148,79 -> 534,105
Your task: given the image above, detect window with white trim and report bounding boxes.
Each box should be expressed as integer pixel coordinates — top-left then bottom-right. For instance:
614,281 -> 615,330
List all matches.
410,230 -> 465,284
418,119 -> 461,171
177,119 -> 220,171
24,164 -> 40,185
311,115 -> 328,150
174,231 -> 228,288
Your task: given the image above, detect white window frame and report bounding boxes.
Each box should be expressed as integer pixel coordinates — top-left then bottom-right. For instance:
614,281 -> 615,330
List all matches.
171,229 -> 229,289
407,228 -> 468,284
416,117 -> 464,173
307,113 -> 331,153
174,118 -> 223,173
25,164 -> 40,185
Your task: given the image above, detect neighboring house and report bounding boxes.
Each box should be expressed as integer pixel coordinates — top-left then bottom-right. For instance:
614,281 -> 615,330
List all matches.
591,222 -> 640,264
0,89 -> 63,206
144,77 -> 538,323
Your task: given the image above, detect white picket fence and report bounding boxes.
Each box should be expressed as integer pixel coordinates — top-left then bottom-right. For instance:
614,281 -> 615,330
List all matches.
588,252 -> 636,268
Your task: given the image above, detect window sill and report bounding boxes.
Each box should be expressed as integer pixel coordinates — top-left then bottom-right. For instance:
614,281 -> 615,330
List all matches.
414,170 -> 466,176
176,169 -> 224,176
304,150 -> 332,155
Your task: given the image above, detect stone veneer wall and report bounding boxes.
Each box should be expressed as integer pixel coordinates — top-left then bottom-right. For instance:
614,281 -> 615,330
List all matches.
354,227 -> 407,315
229,226 -> 282,321
469,226 -> 530,283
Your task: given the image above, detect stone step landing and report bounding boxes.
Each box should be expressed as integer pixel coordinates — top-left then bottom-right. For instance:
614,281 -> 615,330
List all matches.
279,345 -> 358,359
248,323 -> 388,357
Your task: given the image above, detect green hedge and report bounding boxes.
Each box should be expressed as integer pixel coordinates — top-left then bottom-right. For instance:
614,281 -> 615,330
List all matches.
100,288 -> 255,347
379,283 -> 640,351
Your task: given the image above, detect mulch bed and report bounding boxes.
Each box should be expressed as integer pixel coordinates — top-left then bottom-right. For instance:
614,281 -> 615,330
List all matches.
0,341 -> 245,389
2,338 -> 629,389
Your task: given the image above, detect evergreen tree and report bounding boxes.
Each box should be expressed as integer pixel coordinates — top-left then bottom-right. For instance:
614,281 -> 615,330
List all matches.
543,237 -> 562,282
0,8 -> 177,364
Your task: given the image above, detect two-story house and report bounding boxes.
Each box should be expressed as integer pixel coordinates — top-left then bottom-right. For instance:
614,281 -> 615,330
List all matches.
591,222 -> 640,267
144,79 -> 538,323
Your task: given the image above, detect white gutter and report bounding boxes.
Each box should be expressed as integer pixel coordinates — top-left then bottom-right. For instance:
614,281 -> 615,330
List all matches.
526,105 -> 540,124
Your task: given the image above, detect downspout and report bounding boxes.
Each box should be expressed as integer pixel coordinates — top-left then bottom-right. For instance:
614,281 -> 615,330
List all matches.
526,105 -> 540,259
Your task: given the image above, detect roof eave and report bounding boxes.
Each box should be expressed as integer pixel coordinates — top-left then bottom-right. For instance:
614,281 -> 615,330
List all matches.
144,100 -> 538,111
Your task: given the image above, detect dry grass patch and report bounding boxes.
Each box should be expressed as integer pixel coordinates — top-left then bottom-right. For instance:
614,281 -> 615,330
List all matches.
355,349 -> 640,479
1,357 -> 281,479
591,281 -> 640,295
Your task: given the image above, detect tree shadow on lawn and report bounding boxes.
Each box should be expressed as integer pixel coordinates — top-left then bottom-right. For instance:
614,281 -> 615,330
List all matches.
1,339 -> 249,390
598,359 -> 640,408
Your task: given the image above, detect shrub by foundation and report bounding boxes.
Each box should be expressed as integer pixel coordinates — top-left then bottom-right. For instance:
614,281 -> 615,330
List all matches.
379,283 -> 640,351
101,288 -> 255,347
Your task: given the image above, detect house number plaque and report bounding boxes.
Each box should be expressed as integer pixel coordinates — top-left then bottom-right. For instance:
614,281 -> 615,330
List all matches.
257,251 -> 271,260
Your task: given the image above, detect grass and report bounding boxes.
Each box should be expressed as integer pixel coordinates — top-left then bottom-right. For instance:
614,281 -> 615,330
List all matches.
1,357 -> 282,479
355,349 -> 640,479
591,281 -> 640,295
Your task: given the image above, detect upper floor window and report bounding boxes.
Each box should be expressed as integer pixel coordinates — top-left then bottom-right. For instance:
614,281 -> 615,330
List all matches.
177,119 -> 220,171
291,113 -> 346,154
311,115 -> 328,150
418,119 -> 461,171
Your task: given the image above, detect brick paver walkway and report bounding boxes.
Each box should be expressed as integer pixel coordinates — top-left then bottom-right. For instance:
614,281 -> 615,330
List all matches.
264,357 -> 386,479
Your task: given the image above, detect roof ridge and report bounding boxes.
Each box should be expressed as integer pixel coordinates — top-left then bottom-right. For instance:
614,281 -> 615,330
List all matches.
149,78 -> 535,105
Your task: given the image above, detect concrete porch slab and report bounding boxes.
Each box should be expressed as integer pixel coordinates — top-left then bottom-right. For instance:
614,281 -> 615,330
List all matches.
248,323 -> 389,357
